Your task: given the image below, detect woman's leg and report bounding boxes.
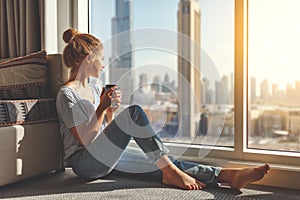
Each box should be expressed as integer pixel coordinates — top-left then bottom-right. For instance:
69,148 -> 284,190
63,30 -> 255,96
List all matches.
112,105 -> 209,189
115,147 -> 217,188
170,159 -> 221,187
168,159 -> 270,189
66,121 -> 132,179
111,105 -> 170,163
68,105 -> 168,180
123,105 -> 270,190
69,104 -> 270,189
114,146 -> 160,174
84,105 -> 205,189
217,164 -> 270,189
115,147 -> 270,190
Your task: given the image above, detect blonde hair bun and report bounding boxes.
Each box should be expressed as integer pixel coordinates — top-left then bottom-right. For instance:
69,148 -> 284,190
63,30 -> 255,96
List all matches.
63,28 -> 78,43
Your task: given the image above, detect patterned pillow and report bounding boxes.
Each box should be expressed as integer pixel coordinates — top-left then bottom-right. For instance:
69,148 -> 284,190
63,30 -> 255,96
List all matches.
0,98 -> 57,126
0,50 -> 49,100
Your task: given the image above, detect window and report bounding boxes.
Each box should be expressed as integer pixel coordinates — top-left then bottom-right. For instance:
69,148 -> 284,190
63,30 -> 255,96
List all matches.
248,0 -> 300,153
89,0 -> 300,189
89,0 -> 235,148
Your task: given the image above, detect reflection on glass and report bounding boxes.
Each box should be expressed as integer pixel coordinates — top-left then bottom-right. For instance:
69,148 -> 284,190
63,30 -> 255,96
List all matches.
89,0 -> 234,147
248,0 -> 300,152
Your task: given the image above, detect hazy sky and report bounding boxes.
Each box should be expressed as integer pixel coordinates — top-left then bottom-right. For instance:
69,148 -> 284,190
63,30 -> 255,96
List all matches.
248,0 -> 300,90
90,0 -> 234,86
90,0 -> 300,91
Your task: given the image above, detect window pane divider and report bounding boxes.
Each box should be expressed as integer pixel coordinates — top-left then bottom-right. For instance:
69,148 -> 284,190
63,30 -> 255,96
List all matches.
234,0 -> 245,159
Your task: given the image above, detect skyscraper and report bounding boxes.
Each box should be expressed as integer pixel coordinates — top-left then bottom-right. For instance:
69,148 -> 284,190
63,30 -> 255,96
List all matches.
260,79 -> 270,102
250,77 -> 256,102
201,77 -> 211,104
222,75 -> 229,104
109,0 -> 134,104
177,0 -> 201,138
215,79 -> 226,105
139,73 -> 148,93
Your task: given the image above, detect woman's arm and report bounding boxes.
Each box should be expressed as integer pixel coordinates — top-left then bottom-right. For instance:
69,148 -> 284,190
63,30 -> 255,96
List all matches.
69,105 -> 106,146
105,110 -> 114,124
69,88 -> 114,146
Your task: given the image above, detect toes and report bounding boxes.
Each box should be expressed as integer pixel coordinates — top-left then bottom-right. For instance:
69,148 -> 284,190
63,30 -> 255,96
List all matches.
190,182 -> 206,190
188,184 -> 199,190
191,184 -> 197,190
194,184 -> 200,190
196,184 -> 203,190
187,183 -> 206,190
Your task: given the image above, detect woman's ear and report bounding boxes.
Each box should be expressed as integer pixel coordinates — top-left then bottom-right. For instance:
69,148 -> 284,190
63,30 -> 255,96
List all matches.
84,54 -> 92,64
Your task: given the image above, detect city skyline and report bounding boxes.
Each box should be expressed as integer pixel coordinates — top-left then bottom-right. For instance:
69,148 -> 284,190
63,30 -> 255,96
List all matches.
88,0 -> 300,152
90,0 -> 300,93
90,0 -> 234,87
251,76 -> 300,106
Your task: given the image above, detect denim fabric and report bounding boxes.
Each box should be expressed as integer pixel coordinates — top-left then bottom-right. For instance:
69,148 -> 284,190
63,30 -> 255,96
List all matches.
66,105 -> 169,179
115,147 -> 221,187
101,105 -> 170,163
67,146 -> 221,187
171,158 -> 222,187
66,105 -> 221,186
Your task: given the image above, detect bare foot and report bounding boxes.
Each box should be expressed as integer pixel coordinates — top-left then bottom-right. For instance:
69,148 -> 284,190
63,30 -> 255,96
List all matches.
228,164 -> 270,189
161,164 -> 206,190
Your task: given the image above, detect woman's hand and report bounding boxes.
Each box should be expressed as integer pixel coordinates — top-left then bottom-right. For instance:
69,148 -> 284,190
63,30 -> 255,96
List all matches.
105,87 -> 122,123
99,87 -> 114,111
100,86 -> 122,111
107,87 -> 122,109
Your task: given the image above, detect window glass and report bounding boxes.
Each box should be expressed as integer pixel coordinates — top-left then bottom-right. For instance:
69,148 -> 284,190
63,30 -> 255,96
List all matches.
248,0 -> 300,152
90,0 -> 234,147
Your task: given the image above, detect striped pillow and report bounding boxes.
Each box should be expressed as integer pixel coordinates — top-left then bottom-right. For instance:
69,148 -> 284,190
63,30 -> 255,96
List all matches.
0,98 -> 57,126
0,50 -> 49,100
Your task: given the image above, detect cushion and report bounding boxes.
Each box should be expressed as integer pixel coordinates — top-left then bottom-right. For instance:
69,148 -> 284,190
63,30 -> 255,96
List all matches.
0,50 -> 48,100
0,98 -> 57,126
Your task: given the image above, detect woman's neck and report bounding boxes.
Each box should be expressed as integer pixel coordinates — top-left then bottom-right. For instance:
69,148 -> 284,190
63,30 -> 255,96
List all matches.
75,79 -> 89,87
66,79 -> 89,88
66,79 -> 95,103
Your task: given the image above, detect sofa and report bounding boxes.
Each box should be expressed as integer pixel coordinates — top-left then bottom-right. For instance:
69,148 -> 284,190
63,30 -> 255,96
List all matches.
0,52 -> 69,187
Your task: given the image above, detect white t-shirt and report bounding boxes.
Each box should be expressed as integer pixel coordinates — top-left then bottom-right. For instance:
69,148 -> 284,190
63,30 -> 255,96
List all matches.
56,83 -> 106,162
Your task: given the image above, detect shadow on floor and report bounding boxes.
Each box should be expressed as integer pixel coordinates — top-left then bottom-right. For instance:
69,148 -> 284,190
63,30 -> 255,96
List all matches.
0,169 -> 299,200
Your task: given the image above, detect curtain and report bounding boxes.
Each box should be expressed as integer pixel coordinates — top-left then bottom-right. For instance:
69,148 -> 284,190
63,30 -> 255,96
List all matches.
0,0 -> 44,58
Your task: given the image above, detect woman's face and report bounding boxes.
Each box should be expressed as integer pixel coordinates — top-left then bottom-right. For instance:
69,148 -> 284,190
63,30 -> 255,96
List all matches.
89,49 -> 105,78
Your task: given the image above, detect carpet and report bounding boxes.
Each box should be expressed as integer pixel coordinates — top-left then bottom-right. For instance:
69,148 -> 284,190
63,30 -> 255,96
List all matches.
0,169 -> 299,200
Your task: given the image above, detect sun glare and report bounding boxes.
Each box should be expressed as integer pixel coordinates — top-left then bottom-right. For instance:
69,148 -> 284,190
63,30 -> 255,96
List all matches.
248,0 -> 300,90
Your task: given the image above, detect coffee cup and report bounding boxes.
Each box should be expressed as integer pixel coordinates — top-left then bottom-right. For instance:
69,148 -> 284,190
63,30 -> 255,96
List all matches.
104,84 -> 120,108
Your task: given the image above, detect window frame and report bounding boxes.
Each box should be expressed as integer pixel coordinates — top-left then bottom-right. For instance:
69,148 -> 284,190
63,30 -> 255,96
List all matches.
44,0 -> 88,54
86,0 -> 300,189
170,0 -> 300,162
166,0 -> 300,190
161,0 -> 300,164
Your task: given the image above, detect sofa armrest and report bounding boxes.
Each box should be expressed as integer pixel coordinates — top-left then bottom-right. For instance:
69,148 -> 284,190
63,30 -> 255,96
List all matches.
47,54 -> 70,98
0,121 -> 64,187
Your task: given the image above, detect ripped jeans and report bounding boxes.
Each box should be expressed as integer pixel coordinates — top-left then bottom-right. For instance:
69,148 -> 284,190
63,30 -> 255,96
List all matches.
66,105 -> 221,187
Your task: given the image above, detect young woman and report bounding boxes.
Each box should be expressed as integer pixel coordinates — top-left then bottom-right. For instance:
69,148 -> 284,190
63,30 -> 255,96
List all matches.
56,28 -> 270,190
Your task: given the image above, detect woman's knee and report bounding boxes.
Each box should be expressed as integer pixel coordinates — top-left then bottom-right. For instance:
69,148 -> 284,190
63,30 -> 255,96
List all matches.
129,104 -> 144,115
128,104 -> 145,119
128,104 -> 149,126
